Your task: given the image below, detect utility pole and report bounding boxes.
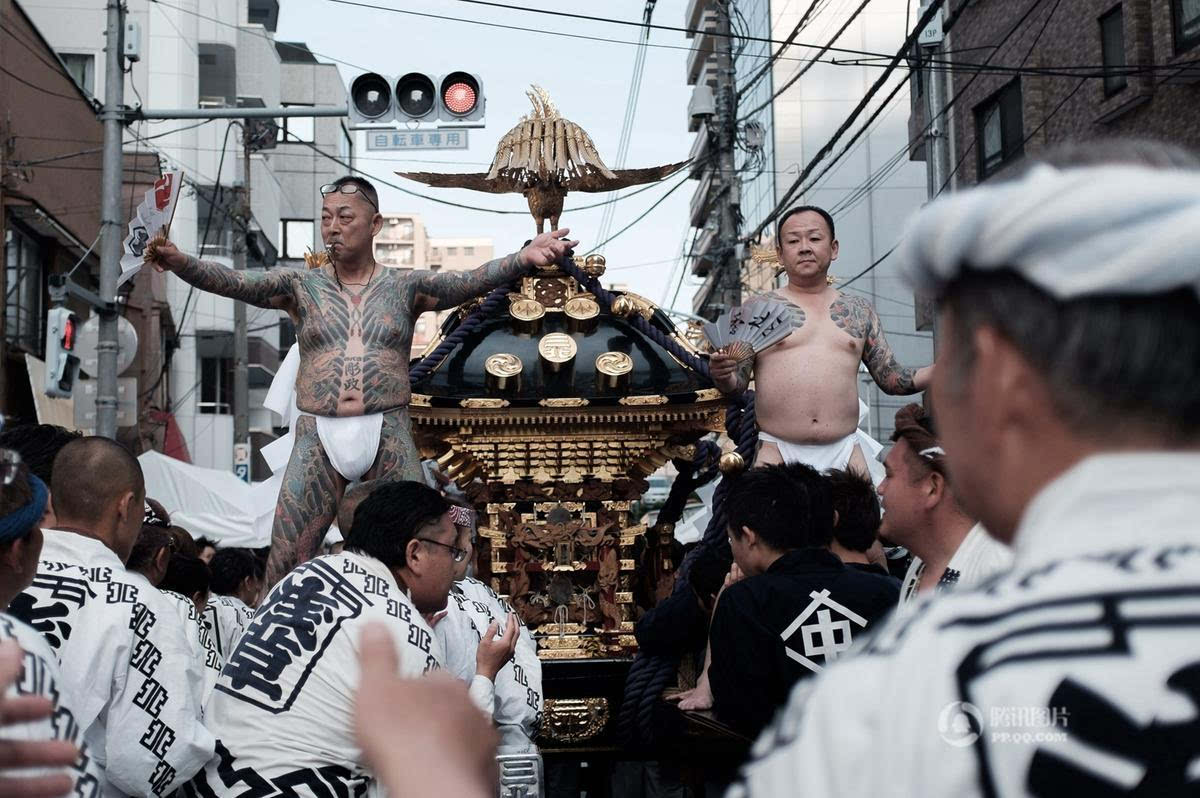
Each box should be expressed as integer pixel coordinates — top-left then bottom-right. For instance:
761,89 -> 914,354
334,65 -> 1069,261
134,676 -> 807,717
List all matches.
232,126 -> 250,474
95,0 -> 126,438
711,0 -> 740,316
920,0 -> 951,200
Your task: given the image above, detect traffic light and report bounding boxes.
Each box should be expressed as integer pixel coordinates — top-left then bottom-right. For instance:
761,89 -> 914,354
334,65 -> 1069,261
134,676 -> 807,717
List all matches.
349,72 -> 395,125
347,71 -> 485,128
437,72 -> 484,125
44,307 -> 80,398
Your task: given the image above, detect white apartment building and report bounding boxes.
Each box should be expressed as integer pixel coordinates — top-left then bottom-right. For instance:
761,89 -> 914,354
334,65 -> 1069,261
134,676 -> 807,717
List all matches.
23,0 -> 349,476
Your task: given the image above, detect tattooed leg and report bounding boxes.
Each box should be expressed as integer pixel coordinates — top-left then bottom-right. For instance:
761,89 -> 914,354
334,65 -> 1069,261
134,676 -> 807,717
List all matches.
266,415 -> 346,585
338,408 -> 424,533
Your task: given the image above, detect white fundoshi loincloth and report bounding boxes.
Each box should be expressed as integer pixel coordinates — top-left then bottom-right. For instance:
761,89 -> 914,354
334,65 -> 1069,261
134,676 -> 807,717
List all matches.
259,343 -> 383,482
757,400 -> 885,483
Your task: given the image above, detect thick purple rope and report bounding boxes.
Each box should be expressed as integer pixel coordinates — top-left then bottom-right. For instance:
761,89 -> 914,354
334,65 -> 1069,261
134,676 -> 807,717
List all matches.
407,282 -> 518,383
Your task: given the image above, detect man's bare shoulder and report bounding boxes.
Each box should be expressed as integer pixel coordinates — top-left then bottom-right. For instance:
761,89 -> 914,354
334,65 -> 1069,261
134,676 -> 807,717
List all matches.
829,291 -> 878,338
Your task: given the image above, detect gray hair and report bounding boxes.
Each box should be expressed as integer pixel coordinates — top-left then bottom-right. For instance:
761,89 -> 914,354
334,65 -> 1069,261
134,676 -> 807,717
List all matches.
940,269 -> 1200,441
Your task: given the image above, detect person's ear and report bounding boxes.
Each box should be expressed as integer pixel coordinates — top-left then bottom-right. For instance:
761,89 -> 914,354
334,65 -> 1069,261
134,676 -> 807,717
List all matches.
926,471 -> 946,510
740,525 -> 758,548
371,212 -> 384,237
154,546 -> 170,574
0,539 -> 25,572
116,491 -> 136,525
832,509 -> 840,529
830,238 -> 839,262
404,537 -> 422,573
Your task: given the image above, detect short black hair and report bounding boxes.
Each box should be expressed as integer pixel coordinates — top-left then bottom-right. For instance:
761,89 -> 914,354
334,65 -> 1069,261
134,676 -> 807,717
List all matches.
161,554 -> 210,600
327,175 -> 379,212
346,481 -> 450,569
50,437 -> 143,522
726,463 -> 834,550
776,205 -> 835,242
195,536 -> 217,552
128,525 -> 172,572
0,424 -> 81,483
209,547 -> 258,596
826,468 -> 880,552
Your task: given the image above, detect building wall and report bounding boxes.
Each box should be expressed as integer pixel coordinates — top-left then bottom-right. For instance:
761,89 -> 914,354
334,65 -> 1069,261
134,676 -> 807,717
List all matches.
768,0 -> 934,444
940,0 -> 1200,189
374,213 -> 429,270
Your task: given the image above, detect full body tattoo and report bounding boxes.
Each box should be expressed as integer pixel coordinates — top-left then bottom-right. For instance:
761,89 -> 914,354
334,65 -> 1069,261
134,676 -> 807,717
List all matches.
171,251 -> 530,582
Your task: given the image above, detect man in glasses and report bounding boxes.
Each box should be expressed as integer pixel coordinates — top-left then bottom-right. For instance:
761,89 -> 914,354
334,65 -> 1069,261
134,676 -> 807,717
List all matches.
196,480 -> 491,797
143,175 -> 579,585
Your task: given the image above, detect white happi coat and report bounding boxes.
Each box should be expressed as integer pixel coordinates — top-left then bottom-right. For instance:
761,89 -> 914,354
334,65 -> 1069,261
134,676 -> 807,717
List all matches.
8,529 -> 216,797
0,611 -> 105,797
193,551 -> 443,797
436,577 -> 543,748
125,571 -> 224,703
899,523 -> 1014,606
729,453 -> 1200,797
203,594 -> 254,661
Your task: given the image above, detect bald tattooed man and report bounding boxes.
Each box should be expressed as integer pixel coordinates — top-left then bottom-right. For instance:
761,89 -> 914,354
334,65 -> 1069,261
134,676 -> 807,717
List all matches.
146,176 -> 578,583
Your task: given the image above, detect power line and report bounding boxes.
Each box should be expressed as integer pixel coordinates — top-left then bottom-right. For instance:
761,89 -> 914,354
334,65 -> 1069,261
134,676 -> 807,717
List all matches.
0,64 -> 87,101
737,0 -> 826,99
586,171 -> 693,254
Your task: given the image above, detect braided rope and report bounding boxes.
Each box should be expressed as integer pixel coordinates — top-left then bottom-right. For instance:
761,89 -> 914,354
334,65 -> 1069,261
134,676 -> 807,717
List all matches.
407,282 -> 517,383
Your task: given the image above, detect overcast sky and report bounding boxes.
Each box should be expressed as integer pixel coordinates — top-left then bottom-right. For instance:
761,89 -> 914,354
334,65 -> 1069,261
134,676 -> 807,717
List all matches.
274,0 -> 699,311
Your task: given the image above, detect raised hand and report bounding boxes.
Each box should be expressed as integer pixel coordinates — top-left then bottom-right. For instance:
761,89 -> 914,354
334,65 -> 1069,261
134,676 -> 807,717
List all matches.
355,623 -> 497,798
0,640 -> 78,798
143,234 -> 189,273
475,614 -> 520,681
708,351 -> 742,392
519,228 -> 580,268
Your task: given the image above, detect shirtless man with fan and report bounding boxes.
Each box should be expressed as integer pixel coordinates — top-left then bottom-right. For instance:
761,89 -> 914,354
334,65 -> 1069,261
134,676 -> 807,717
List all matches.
710,206 -> 934,475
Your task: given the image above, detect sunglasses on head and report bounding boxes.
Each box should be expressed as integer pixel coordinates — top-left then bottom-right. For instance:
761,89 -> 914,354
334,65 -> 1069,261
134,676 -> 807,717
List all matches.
320,182 -> 378,212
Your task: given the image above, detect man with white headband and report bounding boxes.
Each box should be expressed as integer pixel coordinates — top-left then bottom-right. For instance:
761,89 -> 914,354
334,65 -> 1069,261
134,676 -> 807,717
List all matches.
727,143 -> 1200,797
878,403 -> 1011,607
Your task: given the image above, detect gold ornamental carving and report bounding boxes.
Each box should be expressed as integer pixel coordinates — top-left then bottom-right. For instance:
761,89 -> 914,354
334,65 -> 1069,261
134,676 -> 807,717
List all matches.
582,253 -> 607,276
538,332 -> 577,373
538,397 -> 589,408
484,353 -> 523,392
460,397 -> 510,409
541,698 -> 610,744
619,394 -> 669,406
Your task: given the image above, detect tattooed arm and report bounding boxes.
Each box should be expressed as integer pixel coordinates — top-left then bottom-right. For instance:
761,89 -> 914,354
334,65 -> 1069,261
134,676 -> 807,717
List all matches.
411,228 -> 580,313
412,251 -> 530,313
144,236 -> 298,310
834,294 -> 931,395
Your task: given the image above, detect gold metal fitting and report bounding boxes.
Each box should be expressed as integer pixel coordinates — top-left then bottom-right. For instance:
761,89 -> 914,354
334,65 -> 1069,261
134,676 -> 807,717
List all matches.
610,295 -> 635,318
509,296 -> 545,334
538,332 -> 577,373
718,451 -> 746,475
564,295 -> 600,334
484,353 -> 523,393
595,351 -> 633,391
583,254 -> 607,277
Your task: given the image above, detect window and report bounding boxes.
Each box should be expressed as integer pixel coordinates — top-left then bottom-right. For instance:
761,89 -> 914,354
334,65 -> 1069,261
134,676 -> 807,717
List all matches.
4,225 -> 43,353
58,52 -> 94,96
1174,0 -> 1200,53
974,79 -> 1024,180
199,356 -> 233,414
396,245 -> 414,265
1100,6 -> 1127,96
447,247 -> 458,256
464,246 -> 475,256
279,219 -> 314,259
397,221 -> 414,240
276,104 -> 314,143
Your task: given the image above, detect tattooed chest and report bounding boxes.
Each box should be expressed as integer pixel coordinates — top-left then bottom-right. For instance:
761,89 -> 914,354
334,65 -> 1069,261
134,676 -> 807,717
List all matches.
293,278 -> 414,352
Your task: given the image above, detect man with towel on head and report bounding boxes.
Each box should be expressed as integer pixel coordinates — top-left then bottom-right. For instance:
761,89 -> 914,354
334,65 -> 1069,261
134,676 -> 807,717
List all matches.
727,142 -> 1200,797
143,176 -> 578,584
709,206 -> 933,477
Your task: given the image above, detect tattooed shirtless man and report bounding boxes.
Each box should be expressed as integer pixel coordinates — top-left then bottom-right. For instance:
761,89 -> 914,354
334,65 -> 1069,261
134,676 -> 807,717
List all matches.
710,206 -> 933,476
146,176 -> 578,583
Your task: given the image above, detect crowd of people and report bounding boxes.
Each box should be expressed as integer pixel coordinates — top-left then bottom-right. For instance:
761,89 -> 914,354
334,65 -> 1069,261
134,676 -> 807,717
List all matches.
0,137 -> 1196,798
